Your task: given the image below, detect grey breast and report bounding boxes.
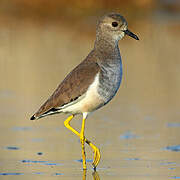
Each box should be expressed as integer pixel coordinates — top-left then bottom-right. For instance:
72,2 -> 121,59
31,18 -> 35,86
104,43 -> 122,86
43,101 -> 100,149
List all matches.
98,56 -> 123,104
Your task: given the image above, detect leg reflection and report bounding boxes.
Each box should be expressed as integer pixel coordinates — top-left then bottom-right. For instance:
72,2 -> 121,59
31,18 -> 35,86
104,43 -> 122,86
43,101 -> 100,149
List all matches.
92,171 -> 100,180
82,170 -> 87,180
82,170 -> 100,180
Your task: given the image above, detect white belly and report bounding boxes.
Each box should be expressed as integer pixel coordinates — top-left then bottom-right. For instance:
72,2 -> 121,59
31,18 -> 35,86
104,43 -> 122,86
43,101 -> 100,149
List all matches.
60,73 -> 104,114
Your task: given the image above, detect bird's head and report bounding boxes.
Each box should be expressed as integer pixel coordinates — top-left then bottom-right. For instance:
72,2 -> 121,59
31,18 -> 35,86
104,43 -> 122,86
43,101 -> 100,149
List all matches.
97,13 -> 139,41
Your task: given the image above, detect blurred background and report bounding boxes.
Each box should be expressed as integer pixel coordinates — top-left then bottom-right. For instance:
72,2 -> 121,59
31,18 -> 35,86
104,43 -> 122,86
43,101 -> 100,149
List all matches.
0,0 -> 180,179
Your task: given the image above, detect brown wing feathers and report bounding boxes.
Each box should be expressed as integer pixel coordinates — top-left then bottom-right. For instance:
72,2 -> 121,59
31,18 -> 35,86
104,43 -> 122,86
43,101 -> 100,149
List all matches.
30,57 -> 99,120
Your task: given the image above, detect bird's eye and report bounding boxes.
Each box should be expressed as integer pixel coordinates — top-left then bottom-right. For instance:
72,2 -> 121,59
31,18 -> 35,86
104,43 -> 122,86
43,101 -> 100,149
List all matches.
112,22 -> 118,27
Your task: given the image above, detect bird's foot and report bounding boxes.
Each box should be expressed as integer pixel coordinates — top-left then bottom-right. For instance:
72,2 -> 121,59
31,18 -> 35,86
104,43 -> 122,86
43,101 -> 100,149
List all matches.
92,145 -> 100,170
85,139 -> 101,170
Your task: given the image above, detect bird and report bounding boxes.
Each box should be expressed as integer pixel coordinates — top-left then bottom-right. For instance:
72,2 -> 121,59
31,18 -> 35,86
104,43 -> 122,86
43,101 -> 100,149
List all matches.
30,12 -> 139,170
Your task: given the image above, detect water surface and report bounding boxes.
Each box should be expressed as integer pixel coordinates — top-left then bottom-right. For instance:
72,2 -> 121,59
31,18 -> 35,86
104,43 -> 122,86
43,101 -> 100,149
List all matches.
0,17 -> 180,180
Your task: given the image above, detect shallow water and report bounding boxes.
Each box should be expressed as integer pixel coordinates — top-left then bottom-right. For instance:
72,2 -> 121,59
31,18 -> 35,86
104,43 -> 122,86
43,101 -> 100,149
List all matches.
1,18 -> 180,179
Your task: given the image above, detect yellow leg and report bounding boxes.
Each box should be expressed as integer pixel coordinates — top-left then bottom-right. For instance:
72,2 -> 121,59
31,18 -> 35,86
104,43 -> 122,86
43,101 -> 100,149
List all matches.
80,114 -> 87,169
64,115 -> 79,136
85,139 -> 101,170
64,115 -> 101,170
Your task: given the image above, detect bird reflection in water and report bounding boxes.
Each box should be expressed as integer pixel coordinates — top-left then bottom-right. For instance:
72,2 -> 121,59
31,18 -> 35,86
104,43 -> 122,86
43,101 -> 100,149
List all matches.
82,170 -> 100,180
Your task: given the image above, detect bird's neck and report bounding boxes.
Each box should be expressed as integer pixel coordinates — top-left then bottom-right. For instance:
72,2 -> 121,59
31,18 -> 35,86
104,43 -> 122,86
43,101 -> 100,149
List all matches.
95,34 -> 119,49
94,34 -> 120,64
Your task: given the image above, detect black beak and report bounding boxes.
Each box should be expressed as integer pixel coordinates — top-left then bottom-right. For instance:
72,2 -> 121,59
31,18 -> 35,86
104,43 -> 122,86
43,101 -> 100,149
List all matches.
124,29 -> 139,40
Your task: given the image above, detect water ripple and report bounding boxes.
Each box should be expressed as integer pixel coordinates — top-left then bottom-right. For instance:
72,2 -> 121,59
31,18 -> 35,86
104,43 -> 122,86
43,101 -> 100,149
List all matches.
0,173 -> 23,175
5,146 -> 20,150
120,131 -> 140,139
21,160 -> 62,166
163,145 -> 180,152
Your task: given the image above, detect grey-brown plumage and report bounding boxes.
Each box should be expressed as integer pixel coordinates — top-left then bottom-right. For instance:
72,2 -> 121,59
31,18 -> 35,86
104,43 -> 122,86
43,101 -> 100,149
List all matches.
30,13 -> 139,120
31,52 -> 100,119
